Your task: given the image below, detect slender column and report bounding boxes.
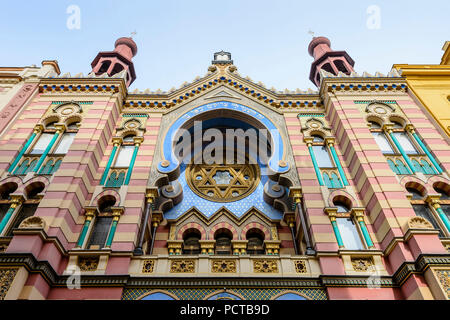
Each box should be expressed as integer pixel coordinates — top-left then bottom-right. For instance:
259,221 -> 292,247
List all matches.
134,196 -> 151,255
76,209 -> 96,247
105,209 -> 122,247
8,125 -> 42,173
124,137 -> 143,185
384,125 -> 415,173
305,138 -> 324,185
149,211 -> 163,255
427,197 -> 450,234
406,125 -> 443,174
33,124 -> 65,173
325,208 -> 344,248
290,188 -> 315,255
326,138 -> 349,186
0,196 -> 24,235
352,208 -> 374,248
100,138 -> 121,185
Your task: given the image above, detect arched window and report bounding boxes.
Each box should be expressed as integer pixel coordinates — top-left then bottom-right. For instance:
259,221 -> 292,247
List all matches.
335,201 -> 350,213
312,145 -> 333,168
111,63 -> 124,75
334,60 -> 348,74
372,132 -> 395,154
182,230 -> 201,255
392,132 -> 419,154
335,217 -> 364,250
246,229 -> 265,255
433,185 -> 450,228
29,133 -> 54,155
0,183 -> 18,225
105,135 -> 136,188
368,121 -> 381,129
86,215 -> 113,249
98,60 -> 111,74
4,183 -> 44,236
434,186 -> 450,200
214,229 -> 232,255
391,121 -> 404,129
407,186 -> 444,237
332,199 -> 364,250
85,196 -> 116,249
322,63 -> 336,75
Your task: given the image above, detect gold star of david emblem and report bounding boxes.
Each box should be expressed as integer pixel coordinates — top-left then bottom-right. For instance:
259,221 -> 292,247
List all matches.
186,161 -> 260,202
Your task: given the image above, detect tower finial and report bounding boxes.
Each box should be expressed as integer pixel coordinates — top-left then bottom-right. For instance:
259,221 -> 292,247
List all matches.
131,30 -> 137,39
308,30 -> 315,38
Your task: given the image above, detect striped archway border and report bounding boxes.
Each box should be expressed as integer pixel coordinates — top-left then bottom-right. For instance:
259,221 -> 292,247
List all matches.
240,222 -> 270,240
208,222 -> 238,240
176,222 -> 207,240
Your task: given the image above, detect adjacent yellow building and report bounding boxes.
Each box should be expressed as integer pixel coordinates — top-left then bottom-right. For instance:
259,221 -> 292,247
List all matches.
394,41 -> 450,139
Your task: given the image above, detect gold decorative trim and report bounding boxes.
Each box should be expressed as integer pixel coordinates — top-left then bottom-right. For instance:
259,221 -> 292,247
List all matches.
0,268 -> 18,300
186,159 -> 260,203
407,216 -> 434,230
141,260 -> 155,273
170,260 -> 195,273
77,256 -> 99,271
351,257 -> 375,272
435,269 -> 450,299
253,260 -> 278,273
211,260 -> 237,273
294,260 -> 307,273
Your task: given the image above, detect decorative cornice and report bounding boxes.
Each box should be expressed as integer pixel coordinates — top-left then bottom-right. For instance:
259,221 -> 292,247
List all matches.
0,253 -> 448,289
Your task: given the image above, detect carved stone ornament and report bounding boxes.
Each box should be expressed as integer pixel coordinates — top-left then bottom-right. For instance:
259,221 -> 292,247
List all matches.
141,260 -> 155,273
253,260 -> 278,273
294,260 -> 307,273
170,260 -> 195,273
351,257 -> 375,272
407,216 -> 434,230
0,268 -> 18,300
435,269 -> 450,299
77,256 -> 99,272
211,260 -> 237,273
18,216 -> 46,229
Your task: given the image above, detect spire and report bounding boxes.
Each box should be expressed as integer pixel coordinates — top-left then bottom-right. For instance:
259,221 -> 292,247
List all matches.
308,36 -> 355,87
90,36 -> 138,87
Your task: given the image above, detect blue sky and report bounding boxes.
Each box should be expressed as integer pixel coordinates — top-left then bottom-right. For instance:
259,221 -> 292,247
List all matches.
0,0 -> 448,91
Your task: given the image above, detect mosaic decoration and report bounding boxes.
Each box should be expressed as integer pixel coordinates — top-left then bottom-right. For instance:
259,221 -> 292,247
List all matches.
435,270 -> 450,299
186,161 -> 259,202
77,256 -> 99,271
141,260 -> 155,273
122,287 -> 328,300
158,101 -> 289,175
211,260 -> 236,273
253,260 -> 278,273
0,268 -> 18,300
351,257 -> 375,272
294,260 -> 307,273
164,163 -> 283,220
170,260 -> 195,273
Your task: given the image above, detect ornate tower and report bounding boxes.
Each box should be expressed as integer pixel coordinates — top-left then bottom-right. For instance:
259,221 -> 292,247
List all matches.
308,36 -> 354,87
91,37 -> 138,87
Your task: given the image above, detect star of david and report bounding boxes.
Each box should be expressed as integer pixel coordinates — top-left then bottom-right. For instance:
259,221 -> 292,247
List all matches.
187,162 -> 259,202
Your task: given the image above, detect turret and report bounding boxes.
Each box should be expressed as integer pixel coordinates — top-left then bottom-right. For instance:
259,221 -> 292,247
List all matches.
90,37 -> 138,87
308,36 -> 354,87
